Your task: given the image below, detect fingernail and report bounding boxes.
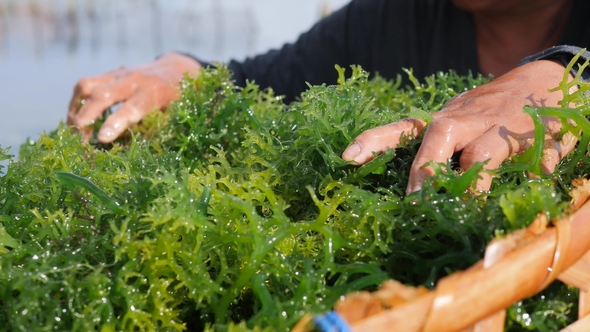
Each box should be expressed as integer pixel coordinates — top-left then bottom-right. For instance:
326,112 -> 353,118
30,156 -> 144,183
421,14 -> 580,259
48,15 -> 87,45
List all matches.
406,183 -> 422,195
342,142 -> 362,161
98,125 -> 116,142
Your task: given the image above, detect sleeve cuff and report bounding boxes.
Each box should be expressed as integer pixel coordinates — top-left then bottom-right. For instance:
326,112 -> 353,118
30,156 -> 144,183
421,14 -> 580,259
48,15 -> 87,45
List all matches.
519,45 -> 590,82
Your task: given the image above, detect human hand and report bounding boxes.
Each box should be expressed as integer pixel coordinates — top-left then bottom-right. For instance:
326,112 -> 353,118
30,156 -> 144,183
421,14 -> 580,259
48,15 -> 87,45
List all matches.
342,60 -> 578,194
67,53 -> 202,143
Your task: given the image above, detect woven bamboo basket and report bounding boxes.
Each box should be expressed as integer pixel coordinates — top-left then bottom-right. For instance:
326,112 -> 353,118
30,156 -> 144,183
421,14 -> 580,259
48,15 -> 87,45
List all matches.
293,179 -> 590,332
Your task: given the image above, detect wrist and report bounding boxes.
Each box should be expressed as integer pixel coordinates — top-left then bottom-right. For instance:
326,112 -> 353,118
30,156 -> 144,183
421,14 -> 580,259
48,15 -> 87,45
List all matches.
519,45 -> 590,83
158,53 -> 203,78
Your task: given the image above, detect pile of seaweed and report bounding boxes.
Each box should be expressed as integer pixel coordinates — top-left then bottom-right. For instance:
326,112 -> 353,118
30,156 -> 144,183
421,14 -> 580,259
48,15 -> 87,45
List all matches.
1,63 -> 589,331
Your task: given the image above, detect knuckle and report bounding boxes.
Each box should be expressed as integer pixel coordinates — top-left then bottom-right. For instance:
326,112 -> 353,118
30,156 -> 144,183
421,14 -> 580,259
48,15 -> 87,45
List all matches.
354,126 -> 382,142
128,71 -> 147,82
429,117 -> 457,132
75,77 -> 95,93
460,144 -> 490,166
68,115 -> 85,127
121,103 -> 147,123
128,104 -> 143,116
483,119 -> 495,130
90,86 -> 113,100
442,92 -> 474,110
76,77 -> 91,87
543,117 -> 562,136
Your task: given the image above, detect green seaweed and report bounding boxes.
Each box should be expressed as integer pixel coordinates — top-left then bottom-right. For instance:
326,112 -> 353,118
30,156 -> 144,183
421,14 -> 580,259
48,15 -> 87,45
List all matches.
0,62 -> 586,332
55,172 -> 124,214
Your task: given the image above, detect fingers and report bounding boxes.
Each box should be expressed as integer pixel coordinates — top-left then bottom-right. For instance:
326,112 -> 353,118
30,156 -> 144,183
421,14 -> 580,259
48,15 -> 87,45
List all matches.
97,92 -> 155,143
406,116 -> 493,194
342,118 -> 426,164
458,126 -> 515,192
65,53 -> 202,144
540,131 -> 578,174
409,123 -> 575,194
347,113 -> 574,196
406,118 -> 462,194
68,74 -> 118,124
345,60 -> 576,196
72,78 -> 138,128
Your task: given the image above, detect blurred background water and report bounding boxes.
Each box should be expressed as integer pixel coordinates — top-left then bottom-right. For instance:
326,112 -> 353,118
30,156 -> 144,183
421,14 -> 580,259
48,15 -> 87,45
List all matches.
0,0 -> 348,164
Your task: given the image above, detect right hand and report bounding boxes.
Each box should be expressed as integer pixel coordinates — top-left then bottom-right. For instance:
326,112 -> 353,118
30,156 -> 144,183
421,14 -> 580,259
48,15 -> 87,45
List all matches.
67,53 -> 202,143
342,59 -> 578,194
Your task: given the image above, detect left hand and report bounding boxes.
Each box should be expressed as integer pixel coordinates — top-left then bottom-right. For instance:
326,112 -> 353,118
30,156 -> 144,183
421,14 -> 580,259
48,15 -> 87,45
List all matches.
67,53 -> 202,143
342,60 -> 578,194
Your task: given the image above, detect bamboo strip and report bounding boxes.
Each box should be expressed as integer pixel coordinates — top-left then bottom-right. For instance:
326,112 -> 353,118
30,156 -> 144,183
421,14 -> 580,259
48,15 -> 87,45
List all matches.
579,290 -> 590,318
560,314 -> 590,332
421,231 -> 555,332
348,293 -> 435,331
573,251 -> 590,318
345,200 -> 590,332
558,256 -> 590,291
